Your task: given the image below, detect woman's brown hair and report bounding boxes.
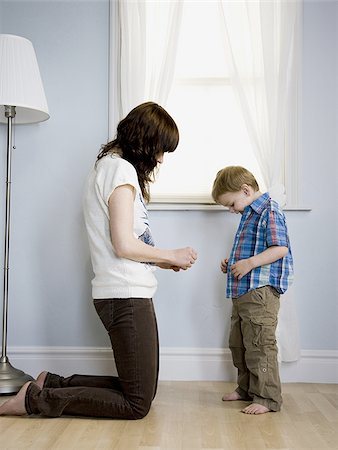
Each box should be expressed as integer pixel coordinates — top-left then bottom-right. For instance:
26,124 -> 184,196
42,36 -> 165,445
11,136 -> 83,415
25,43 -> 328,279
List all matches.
97,102 -> 179,202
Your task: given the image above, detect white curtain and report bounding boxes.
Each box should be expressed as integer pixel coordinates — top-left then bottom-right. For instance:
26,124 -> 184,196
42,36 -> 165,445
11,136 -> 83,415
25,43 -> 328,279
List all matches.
117,0 -> 183,121
219,0 -> 302,207
219,0 -> 301,361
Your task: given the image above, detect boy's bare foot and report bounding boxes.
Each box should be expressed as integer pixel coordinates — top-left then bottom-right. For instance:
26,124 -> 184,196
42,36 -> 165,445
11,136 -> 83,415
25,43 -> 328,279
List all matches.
222,391 -> 244,401
35,371 -> 48,389
0,381 -> 31,416
241,403 -> 271,414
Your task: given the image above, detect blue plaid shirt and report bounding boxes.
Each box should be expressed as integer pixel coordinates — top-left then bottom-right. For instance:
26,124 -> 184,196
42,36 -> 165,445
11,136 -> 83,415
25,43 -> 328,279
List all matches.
226,192 -> 294,299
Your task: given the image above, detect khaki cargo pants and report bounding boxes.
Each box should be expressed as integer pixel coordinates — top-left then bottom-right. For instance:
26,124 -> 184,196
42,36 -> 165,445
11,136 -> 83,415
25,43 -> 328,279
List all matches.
229,286 -> 282,411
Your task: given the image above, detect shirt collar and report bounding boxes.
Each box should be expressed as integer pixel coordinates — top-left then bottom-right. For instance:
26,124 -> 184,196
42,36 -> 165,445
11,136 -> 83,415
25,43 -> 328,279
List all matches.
244,192 -> 270,215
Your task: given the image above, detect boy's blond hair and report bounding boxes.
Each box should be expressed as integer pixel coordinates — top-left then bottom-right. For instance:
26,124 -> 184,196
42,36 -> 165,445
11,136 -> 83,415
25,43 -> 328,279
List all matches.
212,166 -> 259,202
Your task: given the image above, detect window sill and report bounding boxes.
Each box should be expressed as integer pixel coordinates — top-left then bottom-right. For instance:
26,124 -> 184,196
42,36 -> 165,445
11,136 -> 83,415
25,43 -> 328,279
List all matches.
148,202 -> 312,212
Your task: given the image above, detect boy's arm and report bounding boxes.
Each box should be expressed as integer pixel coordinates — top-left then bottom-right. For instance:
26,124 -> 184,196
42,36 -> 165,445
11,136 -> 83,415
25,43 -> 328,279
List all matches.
230,246 -> 288,280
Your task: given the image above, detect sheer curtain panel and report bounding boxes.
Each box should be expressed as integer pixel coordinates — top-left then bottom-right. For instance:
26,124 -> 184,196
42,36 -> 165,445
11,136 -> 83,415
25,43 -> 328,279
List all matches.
111,0 -> 183,138
219,0 -> 302,208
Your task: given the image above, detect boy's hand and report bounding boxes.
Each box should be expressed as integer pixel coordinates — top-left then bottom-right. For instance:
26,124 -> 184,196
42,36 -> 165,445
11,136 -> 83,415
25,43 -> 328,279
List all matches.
230,247 -> 288,280
220,258 -> 229,273
230,258 -> 253,280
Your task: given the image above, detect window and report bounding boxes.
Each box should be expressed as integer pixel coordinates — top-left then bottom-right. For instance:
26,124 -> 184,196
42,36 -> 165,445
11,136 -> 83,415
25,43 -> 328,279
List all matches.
110,0 -> 302,209
149,1 -> 266,205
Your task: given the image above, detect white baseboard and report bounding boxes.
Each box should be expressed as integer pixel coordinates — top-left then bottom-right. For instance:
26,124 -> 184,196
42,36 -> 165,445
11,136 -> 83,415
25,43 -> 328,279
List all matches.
7,346 -> 338,384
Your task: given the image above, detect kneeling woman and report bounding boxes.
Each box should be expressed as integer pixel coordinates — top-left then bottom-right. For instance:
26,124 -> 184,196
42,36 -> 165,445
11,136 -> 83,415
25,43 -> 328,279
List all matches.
0,102 -> 197,419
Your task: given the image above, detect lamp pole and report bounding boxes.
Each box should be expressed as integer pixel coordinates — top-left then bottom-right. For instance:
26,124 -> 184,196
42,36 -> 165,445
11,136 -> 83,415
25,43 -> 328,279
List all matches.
0,105 -> 33,394
0,33 -> 49,394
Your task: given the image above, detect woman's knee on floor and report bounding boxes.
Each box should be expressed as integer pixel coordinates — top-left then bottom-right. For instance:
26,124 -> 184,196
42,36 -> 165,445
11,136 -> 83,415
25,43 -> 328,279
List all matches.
130,398 -> 152,419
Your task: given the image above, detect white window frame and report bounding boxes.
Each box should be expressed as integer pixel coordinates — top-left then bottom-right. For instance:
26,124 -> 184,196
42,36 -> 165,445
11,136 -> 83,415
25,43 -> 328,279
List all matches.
108,1 -> 306,211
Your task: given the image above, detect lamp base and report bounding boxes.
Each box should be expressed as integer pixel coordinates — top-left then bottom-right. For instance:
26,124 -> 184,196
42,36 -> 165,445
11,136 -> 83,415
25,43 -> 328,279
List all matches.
0,358 -> 33,395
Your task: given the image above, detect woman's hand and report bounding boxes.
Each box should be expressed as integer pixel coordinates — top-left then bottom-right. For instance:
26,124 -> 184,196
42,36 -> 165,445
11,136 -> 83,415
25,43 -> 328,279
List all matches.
156,263 -> 181,272
170,247 -> 198,270
220,258 -> 229,273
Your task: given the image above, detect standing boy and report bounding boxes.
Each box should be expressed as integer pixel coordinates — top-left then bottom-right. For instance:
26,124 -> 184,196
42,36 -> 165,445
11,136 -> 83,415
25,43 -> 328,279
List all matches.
212,166 -> 293,414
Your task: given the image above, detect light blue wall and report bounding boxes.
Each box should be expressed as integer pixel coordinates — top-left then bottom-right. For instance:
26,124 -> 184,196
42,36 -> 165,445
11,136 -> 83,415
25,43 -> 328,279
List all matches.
298,0 -> 338,349
0,0 -> 337,352
0,0 -> 109,346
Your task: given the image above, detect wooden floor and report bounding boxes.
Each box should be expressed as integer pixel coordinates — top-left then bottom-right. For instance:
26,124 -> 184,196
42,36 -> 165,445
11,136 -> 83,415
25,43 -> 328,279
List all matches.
1,381 -> 338,449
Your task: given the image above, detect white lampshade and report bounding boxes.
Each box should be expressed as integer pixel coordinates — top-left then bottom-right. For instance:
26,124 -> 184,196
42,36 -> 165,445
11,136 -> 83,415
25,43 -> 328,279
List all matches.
0,34 -> 49,124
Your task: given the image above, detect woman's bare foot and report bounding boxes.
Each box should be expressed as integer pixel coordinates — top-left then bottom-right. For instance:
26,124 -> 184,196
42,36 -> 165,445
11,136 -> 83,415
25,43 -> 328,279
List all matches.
35,371 -> 48,389
0,381 -> 31,416
222,391 -> 244,401
241,403 -> 271,414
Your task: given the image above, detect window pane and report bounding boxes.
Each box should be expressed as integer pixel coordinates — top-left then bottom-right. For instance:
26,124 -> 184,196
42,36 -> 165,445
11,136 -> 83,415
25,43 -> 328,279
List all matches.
175,1 -> 229,78
151,83 -> 266,202
150,0 -> 267,203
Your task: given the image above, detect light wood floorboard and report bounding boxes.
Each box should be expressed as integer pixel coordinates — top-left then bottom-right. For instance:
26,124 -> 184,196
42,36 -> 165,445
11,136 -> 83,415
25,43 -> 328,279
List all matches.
0,381 -> 337,450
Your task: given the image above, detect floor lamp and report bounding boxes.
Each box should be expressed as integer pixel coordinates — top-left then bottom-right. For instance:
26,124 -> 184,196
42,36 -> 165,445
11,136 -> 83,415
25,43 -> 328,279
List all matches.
0,34 -> 49,394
